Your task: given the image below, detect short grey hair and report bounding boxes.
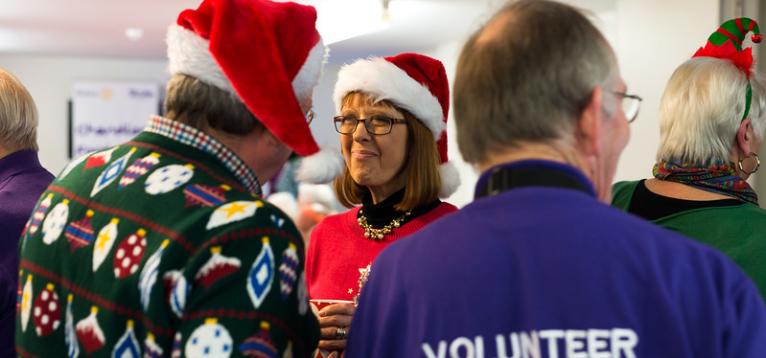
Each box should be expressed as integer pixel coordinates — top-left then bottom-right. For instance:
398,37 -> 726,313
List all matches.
164,74 -> 262,135
656,57 -> 766,164
453,0 -> 616,164
0,69 -> 38,151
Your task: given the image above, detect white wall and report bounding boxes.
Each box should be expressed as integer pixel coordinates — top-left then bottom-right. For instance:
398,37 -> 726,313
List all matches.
0,55 -> 169,174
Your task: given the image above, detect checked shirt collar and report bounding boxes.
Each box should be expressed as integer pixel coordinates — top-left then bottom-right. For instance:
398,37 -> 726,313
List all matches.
144,116 -> 262,195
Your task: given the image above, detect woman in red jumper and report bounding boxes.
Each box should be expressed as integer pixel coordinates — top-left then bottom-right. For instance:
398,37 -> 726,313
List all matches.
304,53 -> 459,356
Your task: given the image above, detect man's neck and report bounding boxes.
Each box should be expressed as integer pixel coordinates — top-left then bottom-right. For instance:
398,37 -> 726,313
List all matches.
0,146 -> 17,160
477,141 -> 586,174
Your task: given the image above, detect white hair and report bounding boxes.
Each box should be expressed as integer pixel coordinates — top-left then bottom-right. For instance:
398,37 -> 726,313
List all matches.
0,69 -> 38,151
657,57 -> 766,164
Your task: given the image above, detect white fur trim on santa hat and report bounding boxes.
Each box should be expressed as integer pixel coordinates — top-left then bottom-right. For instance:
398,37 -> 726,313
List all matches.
439,161 -> 460,198
166,24 -> 326,107
293,39 -> 328,107
333,58 -> 445,140
167,25 -> 235,94
296,146 -> 345,184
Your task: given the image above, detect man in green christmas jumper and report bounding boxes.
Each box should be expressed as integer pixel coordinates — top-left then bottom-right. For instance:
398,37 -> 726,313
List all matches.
15,0 -> 341,356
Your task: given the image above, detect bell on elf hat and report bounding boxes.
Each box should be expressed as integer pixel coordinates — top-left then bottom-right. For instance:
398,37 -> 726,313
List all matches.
693,17 -> 762,120
167,0 -> 343,182
298,52 -> 460,198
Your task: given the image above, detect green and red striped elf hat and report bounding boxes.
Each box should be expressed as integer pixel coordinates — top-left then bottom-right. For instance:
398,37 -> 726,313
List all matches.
693,18 -> 762,120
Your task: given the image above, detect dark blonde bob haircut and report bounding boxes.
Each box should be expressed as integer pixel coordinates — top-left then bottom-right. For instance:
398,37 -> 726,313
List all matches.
334,91 -> 441,212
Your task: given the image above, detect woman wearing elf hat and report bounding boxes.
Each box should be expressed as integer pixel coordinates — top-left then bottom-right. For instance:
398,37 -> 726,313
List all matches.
613,17 -> 766,297
299,53 -> 459,355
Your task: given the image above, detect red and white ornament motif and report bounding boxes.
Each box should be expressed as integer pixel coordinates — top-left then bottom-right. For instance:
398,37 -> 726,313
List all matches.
83,147 -> 117,170
75,306 -> 105,354
113,228 -> 148,279
194,246 -> 241,289
28,193 -> 54,236
32,283 -> 61,337
119,152 -> 161,188
144,332 -> 164,358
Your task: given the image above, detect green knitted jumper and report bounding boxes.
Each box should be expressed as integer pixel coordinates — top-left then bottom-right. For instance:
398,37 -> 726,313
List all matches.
16,116 -> 318,357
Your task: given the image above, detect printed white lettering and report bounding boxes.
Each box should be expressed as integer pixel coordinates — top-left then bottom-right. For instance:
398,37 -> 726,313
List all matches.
495,333 -> 521,358
587,329 -> 611,358
423,341 -> 447,358
611,329 -> 638,358
450,337 -> 474,358
475,336 -> 485,358
539,330 -> 564,358
565,330 -> 587,358
521,331 -> 541,358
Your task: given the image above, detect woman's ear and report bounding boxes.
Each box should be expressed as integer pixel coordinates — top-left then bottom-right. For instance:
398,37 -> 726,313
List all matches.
736,118 -> 753,155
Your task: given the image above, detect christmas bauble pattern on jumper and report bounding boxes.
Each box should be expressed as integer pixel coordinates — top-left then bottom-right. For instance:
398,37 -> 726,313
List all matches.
195,246 -> 241,289
32,283 -> 61,337
206,200 -> 263,230
247,237 -> 275,309
185,318 -> 233,358
20,274 -> 33,332
84,147 -> 117,170
238,321 -> 277,357
165,270 -> 190,318
171,332 -> 183,358
184,184 -> 230,207
42,199 -> 70,245
119,152 -> 161,189
91,147 -> 136,197
65,209 -> 95,252
279,243 -> 299,300
144,332 -> 164,358
76,306 -> 105,354
112,320 -> 141,358
65,294 -> 79,358
93,218 -> 119,272
28,193 -> 54,236
113,229 -> 148,279
139,239 -> 170,311
145,164 -> 194,195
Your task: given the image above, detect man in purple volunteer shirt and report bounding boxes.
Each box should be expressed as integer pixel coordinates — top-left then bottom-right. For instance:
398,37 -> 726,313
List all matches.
0,68 -> 53,355
346,1 -> 766,357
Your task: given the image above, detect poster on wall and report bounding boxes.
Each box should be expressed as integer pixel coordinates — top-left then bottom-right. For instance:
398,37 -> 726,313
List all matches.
70,81 -> 161,159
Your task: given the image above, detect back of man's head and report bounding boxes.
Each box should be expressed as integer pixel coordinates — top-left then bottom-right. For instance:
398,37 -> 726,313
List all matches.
0,69 -> 38,152
454,0 -> 615,164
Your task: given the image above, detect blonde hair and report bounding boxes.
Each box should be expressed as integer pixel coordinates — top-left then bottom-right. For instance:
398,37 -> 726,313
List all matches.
657,57 -> 766,164
334,92 -> 441,211
0,69 -> 39,151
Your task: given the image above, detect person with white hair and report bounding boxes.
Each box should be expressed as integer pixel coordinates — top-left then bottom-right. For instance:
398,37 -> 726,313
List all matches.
613,18 -> 766,298
0,68 -> 53,357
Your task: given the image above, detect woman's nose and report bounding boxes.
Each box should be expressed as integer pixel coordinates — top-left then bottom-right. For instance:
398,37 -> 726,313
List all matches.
352,119 -> 370,141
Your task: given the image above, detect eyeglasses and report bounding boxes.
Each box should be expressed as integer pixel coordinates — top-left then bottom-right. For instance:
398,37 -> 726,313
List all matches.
333,115 -> 407,135
305,109 -> 315,125
613,91 -> 642,123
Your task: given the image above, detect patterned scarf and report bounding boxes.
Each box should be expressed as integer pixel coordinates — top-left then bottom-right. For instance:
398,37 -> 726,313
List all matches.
653,161 -> 758,205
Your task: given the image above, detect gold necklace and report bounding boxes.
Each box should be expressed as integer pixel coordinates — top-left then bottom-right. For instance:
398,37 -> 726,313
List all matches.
357,210 -> 412,240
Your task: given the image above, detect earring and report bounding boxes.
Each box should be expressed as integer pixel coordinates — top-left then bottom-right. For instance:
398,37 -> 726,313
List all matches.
738,152 -> 761,175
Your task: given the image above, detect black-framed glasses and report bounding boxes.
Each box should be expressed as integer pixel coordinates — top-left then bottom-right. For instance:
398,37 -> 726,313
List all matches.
333,115 -> 407,135
613,91 -> 642,123
305,109 -> 315,125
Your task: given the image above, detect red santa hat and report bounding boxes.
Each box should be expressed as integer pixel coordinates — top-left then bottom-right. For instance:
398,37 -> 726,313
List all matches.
300,52 -> 459,198
167,0 -> 341,179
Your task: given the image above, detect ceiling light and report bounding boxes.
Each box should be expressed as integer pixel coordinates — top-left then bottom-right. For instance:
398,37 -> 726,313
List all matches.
125,28 -> 144,41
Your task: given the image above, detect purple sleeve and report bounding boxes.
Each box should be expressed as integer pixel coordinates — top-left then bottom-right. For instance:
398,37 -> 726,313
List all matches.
724,276 -> 766,357
346,248 -> 407,358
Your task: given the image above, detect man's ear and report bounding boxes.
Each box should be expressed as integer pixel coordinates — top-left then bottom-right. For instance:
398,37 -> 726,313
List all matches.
736,118 -> 753,155
576,86 -> 604,157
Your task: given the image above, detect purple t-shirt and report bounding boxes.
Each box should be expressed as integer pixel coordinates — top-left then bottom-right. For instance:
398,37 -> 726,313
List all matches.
0,149 -> 53,355
347,160 -> 766,358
